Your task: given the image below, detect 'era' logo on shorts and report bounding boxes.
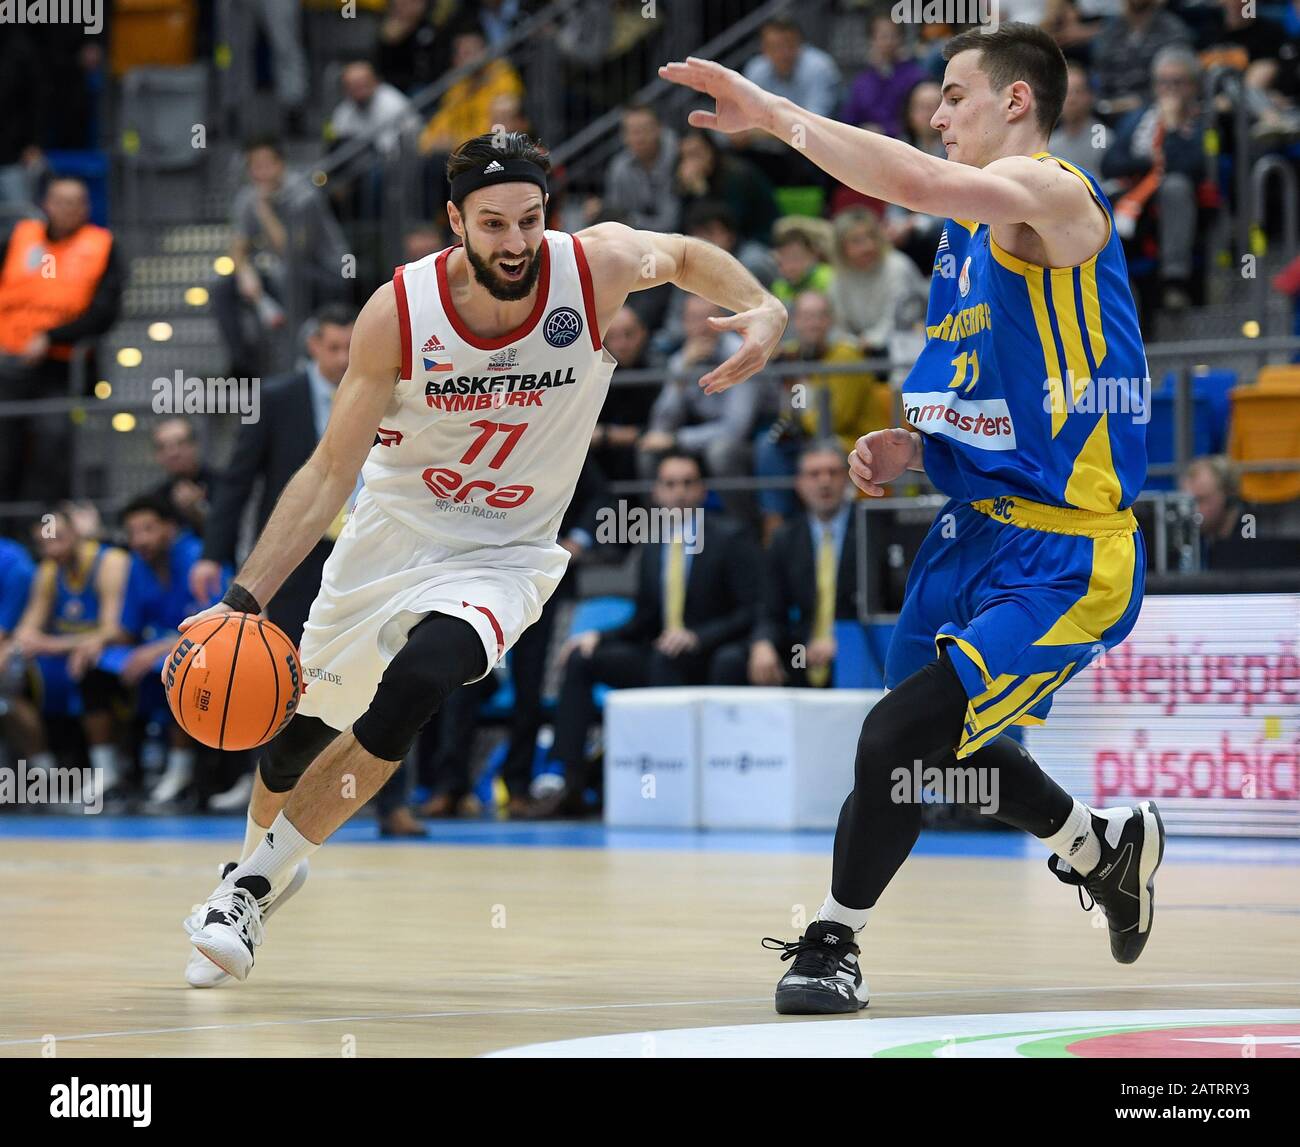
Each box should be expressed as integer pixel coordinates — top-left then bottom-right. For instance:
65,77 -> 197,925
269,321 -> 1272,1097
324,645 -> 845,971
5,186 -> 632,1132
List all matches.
543,307 -> 583,348
422,467 -> 535,508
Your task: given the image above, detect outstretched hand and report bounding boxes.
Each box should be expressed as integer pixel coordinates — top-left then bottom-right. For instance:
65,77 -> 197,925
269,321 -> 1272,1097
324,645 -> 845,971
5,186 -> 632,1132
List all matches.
657,57 -> 776,136
698,302 -> 787,395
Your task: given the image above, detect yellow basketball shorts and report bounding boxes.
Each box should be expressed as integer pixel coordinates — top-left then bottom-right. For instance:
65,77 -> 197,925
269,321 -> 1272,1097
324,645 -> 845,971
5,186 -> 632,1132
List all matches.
884,496 -> 1146,758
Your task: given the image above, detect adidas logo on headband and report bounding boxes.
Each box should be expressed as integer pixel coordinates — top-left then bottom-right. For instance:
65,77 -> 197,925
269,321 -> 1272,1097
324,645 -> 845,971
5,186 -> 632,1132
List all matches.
450,154 -> 549,202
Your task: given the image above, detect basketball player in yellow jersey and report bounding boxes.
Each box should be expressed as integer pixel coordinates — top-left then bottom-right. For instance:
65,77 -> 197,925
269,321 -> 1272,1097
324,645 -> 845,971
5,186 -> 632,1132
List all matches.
177,133 -> 787,985
665,25 -> 1166,1015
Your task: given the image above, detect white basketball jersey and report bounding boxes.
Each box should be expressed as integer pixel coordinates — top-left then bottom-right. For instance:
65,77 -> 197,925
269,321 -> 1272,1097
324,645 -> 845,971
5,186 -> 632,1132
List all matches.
362,230 -> 615,548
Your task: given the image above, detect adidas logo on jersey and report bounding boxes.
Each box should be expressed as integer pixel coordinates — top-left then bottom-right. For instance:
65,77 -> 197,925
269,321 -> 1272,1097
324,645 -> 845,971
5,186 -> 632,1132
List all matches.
483,160 -> 504,173
421,334 -> 444,352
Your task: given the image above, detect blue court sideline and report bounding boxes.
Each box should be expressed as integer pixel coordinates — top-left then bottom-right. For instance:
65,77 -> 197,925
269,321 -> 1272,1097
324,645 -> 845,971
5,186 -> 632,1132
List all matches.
0,814 -> 1296,866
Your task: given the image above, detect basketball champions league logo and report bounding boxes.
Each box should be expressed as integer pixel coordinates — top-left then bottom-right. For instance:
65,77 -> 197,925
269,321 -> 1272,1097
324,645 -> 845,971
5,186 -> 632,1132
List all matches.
543,308 -> 583,348
891,0 -> 1000,33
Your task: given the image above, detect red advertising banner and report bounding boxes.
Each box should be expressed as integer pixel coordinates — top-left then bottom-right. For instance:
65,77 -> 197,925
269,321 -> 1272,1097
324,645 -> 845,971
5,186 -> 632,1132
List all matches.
1025,595 -> 1300,836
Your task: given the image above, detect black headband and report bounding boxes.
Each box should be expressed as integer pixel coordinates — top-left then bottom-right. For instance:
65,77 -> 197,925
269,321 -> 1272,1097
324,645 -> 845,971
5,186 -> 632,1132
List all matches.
450,156 -> 549,205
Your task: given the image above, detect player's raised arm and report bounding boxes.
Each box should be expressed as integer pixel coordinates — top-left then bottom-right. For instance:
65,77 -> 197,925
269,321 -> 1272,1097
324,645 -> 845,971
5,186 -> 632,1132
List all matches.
179,282 -> 401,629
579,220 -> 787,394
657,57 -> 1091,233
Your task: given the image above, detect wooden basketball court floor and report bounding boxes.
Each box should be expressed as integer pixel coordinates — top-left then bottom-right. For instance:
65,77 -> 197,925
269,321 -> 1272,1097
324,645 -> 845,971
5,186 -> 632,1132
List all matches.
0,818 -> 1297,1058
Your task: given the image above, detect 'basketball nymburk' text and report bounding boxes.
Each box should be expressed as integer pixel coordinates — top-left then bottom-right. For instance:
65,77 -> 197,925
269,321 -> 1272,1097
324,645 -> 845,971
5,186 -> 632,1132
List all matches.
425,367 -> 578,411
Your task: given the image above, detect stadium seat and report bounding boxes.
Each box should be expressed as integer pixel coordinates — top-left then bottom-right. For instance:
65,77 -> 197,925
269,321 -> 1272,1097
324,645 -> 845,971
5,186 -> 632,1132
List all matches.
567,596 -> 636,638
110,0 -> 197,76
43,151 -> 111,228
831,619 -> 875,688
1144,369 -> 1236,490
1228,368 -> 1300,503
120,66 -> 209,173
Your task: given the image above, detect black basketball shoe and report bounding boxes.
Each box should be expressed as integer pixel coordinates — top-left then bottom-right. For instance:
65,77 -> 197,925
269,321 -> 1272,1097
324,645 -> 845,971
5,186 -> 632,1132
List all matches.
1049,800 -> 1166,964
763,920 -> 869,1015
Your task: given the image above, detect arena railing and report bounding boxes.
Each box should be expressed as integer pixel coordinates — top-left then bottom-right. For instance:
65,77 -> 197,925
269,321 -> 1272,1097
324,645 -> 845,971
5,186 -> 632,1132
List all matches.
1,333 -> 1298,533
851,488 -> 1207,627
286,0 -> 807,337
1250,155 -> 1299,316
545,0 -> 825,191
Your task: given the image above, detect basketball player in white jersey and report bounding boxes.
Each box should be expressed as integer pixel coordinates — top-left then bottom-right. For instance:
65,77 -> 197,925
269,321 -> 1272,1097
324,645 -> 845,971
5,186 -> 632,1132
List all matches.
178,132 -> 787,984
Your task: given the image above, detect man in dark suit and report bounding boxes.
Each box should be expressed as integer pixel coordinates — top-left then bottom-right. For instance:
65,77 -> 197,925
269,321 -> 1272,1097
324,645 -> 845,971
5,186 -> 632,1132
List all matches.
749,440 -> 859,688
542,452 -> 760,814
189,302 -> 423,835
190,304 -> 356,645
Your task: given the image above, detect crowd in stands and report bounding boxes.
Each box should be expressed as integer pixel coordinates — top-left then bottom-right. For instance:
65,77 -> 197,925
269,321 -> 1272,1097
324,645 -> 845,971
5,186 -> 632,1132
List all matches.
2,1 -> 1300,822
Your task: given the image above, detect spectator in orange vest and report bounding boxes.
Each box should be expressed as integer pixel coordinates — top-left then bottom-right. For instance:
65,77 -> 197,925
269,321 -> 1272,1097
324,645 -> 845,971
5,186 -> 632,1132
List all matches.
0,177 -> 122,511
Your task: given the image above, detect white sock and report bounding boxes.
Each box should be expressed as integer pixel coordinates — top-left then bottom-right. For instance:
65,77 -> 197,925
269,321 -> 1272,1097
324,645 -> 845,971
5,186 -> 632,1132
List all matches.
163,747 -> 194,782
88,744 -> 120,785
1041,798 -> 1101,874
241,812 -> 269,862
229,811 -> 318,901
817,891 -> 871,933
28,751 -> 55,773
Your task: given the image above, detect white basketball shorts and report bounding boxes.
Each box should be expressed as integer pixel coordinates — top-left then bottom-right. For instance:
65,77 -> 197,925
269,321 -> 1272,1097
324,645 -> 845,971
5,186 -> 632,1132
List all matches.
294,490 -> 569,731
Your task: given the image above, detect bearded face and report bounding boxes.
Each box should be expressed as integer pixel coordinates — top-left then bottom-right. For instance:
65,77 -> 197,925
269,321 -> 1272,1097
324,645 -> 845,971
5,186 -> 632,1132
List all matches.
461,225 -> 544,302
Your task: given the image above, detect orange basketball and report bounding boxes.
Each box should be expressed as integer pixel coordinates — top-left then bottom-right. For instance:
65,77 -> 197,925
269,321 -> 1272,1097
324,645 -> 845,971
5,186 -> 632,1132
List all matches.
163,612 -> 302,751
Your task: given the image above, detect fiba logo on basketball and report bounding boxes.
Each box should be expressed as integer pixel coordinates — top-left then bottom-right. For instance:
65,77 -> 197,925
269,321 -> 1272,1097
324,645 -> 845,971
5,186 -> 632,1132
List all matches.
542,307 -> 583,348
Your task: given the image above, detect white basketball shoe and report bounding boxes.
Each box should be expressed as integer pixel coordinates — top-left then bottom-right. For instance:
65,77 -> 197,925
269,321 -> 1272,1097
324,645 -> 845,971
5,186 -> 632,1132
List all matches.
184,859 -> 309,987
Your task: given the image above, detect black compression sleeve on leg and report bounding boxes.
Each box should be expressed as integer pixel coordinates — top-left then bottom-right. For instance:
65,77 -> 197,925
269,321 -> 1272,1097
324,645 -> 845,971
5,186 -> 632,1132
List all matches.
259,713 -> 343,793
830,650 -> 969,910
351,612 -> 489,763
969,735 -> 1074,837
830,648 -> 1079,909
